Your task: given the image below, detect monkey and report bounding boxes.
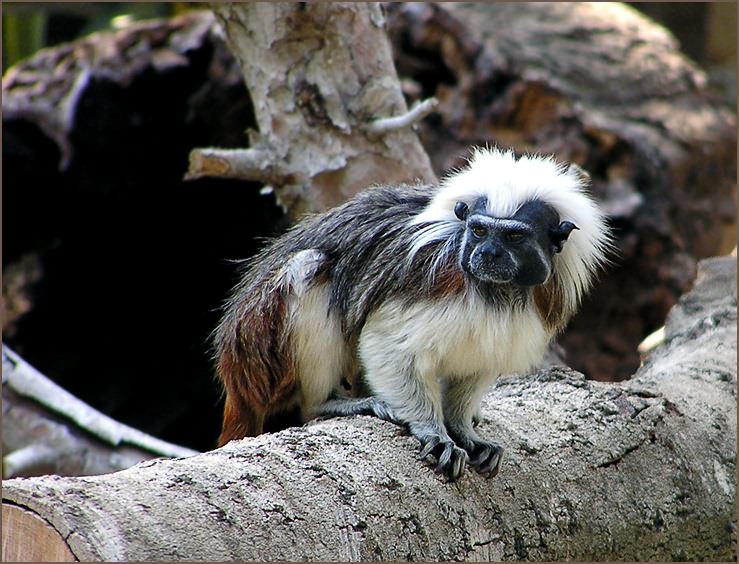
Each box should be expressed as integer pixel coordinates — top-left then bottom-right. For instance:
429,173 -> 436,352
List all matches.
213,147 -> 611,480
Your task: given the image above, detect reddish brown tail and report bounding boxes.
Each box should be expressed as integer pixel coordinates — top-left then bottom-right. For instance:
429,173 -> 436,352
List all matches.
214,286 -> 298,446
218,393 -> 265,446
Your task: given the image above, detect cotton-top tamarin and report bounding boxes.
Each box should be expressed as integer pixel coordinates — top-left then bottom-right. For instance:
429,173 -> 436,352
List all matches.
214,147 -> 611,480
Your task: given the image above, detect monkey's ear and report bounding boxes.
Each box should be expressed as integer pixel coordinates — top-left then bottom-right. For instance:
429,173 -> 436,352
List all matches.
454,201 -> 469,221
551,221 -> 579,253
567,163 -> 591,185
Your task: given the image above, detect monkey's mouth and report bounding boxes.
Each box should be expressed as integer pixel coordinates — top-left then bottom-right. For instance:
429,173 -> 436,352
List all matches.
465,257 -> 517,284
474,271 -> 516,284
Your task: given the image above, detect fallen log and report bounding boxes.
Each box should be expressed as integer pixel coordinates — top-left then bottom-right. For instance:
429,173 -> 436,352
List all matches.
3,256 -> 735,561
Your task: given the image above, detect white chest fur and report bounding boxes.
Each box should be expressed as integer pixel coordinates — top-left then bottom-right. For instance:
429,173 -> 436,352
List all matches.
360,292 -> 551,381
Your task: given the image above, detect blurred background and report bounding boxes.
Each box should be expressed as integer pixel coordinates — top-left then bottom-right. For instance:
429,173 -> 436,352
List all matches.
3,2 -> 735,102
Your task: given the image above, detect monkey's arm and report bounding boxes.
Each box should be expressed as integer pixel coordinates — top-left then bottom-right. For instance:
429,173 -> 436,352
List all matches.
320,373 -> 503,478
354,311 -> 472,480
320,380 -> 469,480
443,376 -> 504,475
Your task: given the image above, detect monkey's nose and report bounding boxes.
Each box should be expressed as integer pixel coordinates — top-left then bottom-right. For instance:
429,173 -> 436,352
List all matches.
480,242 -> 503,260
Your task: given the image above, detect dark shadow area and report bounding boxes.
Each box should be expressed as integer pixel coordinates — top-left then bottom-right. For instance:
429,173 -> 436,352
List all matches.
3,39 -> 287,451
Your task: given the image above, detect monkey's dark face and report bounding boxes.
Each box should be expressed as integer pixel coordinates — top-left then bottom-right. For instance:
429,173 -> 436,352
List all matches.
455,198 -> 577,286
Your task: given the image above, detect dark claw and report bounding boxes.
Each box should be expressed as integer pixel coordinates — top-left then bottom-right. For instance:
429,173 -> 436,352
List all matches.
449,449 -> 467,481
419,435 -> 440,460
435,442 -> 454,470
470,443 -> 493,466
472,442 -> 504,476
419,435 -> 469,481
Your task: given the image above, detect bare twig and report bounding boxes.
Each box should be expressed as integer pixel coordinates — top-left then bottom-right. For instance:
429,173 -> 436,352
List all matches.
3,445 -> 58,479
365,97 -> 439,135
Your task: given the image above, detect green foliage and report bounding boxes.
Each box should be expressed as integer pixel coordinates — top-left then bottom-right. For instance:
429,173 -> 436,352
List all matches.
2,3 -> 178,73
3,10 -> 46,70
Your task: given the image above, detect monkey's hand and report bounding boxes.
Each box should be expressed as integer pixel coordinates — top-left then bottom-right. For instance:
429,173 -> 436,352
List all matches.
320,398 -> 468,480
465,438 -> 504,476
447,425 -> 504,477
410,423 -> 469,481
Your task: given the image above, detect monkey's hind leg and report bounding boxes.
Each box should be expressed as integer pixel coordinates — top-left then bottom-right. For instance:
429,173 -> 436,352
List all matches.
443,375 -> 504,476
218,391 -> 267,446
321,393 -> 469,480
319,395 -> 399,423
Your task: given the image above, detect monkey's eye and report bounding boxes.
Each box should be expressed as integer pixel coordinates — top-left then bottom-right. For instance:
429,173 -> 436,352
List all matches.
504,230 -> 527,242
471,225 -> 488,238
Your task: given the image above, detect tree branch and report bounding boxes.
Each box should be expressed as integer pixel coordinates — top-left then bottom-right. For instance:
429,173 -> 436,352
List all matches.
186,3 -> 436,217
185,147 -> 295,184
2,345 -> 197,478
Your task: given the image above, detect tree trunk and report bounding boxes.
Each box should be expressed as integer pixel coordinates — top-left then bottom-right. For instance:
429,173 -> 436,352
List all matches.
3,256 -> 735,561
187,2 -> 437,217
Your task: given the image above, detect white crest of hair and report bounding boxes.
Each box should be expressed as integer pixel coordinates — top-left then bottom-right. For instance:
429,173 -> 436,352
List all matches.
409,147 -> 611,311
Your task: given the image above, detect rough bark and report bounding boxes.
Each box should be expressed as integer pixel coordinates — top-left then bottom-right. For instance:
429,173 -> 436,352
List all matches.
385,2 -> 737,381
187,3 -> 436,217
3,256 -> 735,561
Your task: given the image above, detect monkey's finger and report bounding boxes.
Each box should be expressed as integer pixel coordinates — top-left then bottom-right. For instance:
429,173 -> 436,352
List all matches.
370,401 -> 397,423
448,450 -> 468,481
419,436 -> 441,460
477,447 -> 504,476
469,444 -> 493,467
434,442 -> 455,471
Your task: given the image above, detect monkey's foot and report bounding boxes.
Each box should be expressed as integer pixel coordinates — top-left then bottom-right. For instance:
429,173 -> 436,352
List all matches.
464,439 -> 504,477
416,434 -> 469,481
318,396 -> 398,423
